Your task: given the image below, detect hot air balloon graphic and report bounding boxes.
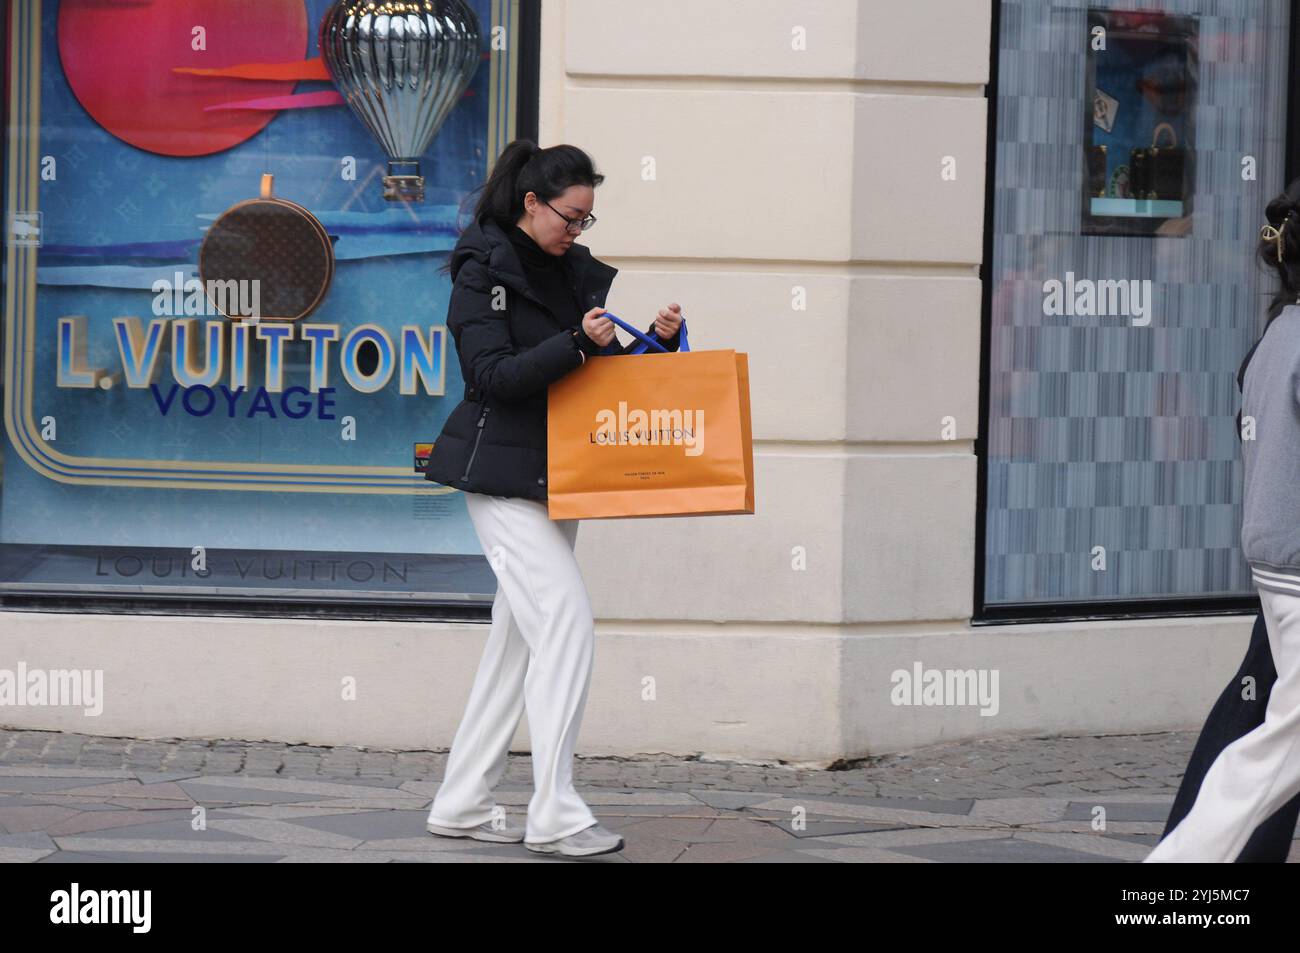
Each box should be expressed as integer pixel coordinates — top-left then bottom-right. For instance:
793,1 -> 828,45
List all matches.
320,0 -> 482,202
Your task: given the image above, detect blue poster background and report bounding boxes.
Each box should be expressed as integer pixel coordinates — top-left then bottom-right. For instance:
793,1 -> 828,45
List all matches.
1,0 -> 504,561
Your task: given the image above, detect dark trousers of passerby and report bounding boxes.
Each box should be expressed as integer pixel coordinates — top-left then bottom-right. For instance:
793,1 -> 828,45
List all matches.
1159,609 -> 1300,862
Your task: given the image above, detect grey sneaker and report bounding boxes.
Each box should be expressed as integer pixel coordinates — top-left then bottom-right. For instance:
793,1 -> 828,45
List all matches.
427,818 -> 525,843
524,823 -> 624,857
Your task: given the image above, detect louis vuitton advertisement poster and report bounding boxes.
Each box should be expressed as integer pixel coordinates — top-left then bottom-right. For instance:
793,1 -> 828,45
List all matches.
0,0 -> 508,605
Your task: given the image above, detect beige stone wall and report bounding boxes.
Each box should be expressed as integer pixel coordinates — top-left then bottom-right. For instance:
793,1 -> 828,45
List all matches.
546,0 -> 985,630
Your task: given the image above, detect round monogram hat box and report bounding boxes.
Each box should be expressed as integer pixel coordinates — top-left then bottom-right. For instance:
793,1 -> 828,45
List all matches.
198,173 -> 335,322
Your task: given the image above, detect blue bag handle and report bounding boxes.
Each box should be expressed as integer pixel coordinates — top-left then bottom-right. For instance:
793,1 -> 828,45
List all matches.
601,311 -> 690,354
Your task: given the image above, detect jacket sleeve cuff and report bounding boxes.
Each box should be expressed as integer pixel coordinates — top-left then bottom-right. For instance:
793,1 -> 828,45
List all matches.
526,327 -> 585,380
573,325 -> 602,355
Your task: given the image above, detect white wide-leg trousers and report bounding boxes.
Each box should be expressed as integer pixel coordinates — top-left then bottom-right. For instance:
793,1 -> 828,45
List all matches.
1145,583 -> 1300,862
426,491 -> 599,844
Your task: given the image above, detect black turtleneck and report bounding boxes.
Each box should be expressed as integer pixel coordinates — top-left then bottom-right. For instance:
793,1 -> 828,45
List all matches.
509,225 -> 585,327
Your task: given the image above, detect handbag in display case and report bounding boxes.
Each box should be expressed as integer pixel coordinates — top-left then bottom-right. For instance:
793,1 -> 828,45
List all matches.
1128,122 -> 1185,201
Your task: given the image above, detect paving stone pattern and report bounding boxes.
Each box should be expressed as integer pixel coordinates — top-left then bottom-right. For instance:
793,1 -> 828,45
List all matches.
0,729 -> 1295,863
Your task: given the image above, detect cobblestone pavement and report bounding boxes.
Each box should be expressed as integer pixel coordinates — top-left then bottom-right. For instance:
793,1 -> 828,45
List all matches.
0,728 -> 1295,862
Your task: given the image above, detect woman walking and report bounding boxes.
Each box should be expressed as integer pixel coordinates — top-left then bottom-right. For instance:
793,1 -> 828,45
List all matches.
1145,179 -> 1300,862
1158,608 -> 1300,861
421,140 -> 683,858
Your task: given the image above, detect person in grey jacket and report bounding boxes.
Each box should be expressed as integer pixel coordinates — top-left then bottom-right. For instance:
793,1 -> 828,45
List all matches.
1157,330 -> 1300,861
1146,184 -> 1300,861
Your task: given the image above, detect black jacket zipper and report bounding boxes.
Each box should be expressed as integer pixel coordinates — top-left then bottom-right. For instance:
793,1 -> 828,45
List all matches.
460,404 -> 490,481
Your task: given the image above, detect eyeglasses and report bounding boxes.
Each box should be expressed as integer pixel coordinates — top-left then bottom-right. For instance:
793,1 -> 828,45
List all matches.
542,199 -> 597,233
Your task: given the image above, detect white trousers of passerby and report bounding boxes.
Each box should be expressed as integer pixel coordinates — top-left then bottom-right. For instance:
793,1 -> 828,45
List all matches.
1145,583 -> 1300,862
426,491 -> 599,844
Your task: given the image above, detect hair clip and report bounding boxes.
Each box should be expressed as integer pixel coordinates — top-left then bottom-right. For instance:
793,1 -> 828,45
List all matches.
1262,221 -> 1287,263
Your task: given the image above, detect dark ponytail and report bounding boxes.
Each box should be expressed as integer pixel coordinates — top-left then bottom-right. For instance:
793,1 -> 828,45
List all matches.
437,139 -> 605,276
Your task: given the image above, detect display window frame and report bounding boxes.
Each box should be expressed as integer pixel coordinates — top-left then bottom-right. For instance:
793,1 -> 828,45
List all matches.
974,0 -> 1300,624
0,0 -> 543,622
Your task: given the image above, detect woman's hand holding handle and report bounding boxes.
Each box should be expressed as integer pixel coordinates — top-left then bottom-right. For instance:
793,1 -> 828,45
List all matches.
654,303 -> 684,340
581,307 -> 616,347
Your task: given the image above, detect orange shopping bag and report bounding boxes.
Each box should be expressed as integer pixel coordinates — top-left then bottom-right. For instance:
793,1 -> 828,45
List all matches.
547,315 -> 754,519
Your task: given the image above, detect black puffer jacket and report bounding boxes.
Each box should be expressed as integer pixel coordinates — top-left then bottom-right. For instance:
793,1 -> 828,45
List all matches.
424,215 -> 681,501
